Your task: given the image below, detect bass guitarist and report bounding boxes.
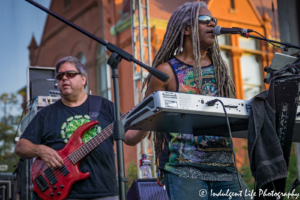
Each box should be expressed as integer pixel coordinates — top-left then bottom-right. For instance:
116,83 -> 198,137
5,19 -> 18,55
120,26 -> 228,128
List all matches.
15,56 -> 121,200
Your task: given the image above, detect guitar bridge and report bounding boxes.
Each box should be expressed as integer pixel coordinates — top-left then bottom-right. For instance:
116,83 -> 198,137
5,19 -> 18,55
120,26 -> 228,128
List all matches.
35,175 -> 49,192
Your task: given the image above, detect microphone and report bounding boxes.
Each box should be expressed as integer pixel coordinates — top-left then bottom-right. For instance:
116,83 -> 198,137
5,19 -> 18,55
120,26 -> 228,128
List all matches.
213,26 -> 253,36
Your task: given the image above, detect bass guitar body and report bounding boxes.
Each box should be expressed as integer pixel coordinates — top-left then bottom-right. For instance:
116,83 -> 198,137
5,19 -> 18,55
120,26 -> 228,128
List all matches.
31,121 -> 99,200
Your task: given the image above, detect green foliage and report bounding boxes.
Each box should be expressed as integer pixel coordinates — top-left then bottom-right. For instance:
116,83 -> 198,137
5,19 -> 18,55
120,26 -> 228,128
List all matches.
284,143 -> 300,199
126,161 -> 138,192
0,93 -> 21,172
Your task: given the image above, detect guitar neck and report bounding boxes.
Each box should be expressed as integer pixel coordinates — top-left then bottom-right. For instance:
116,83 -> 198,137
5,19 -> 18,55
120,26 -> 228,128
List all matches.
68,112 -> 129,164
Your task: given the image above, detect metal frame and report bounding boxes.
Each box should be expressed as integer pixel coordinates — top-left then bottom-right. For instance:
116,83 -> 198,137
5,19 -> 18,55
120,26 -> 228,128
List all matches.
131,0 -> 156,178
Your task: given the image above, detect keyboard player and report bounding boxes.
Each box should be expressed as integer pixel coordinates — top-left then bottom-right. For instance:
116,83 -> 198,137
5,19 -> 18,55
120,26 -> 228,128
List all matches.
125,2 -> 250,200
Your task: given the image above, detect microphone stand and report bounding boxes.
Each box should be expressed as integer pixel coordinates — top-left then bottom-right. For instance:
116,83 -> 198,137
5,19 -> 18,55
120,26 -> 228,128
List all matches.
25,1 -> 169,200
241,33 -> 300,83
241,33 -> 300,51
242,32 -> 300,200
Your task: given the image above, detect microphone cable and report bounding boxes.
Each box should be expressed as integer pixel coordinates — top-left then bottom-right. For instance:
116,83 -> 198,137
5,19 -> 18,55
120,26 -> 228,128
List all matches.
250,31 -> 281,49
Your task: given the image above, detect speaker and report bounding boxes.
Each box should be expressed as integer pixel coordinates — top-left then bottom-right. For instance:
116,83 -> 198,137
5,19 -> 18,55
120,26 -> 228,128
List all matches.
126,179 -> 169,200
26,66 -> 60,101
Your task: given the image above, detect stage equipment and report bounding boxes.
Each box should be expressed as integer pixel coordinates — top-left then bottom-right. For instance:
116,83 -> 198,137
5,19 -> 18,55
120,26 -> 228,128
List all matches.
126,179 -> 169,200
213,26 -> 253,36
21,96 -> 60,133
27,66 -> 60,102
264,54 -> 300,84
122,91 -> 300,142
255,75 -> 300,199
17,96 -> 60,200
25,1 -> 169,199
241,32 -> 300,51
0,174 -> 17,200
240,30 -> 300,199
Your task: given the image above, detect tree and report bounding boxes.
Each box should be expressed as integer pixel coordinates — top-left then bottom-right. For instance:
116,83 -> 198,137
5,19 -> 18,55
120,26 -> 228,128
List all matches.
0,93 -> 21,172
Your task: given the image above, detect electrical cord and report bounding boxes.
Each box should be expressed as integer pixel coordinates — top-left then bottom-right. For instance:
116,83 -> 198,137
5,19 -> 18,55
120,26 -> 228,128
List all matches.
253,31 -> 281,49
206,99 -> 246,200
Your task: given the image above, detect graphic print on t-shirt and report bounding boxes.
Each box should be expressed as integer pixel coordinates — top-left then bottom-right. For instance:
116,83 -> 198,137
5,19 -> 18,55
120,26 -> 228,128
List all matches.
60,115 -> 102,143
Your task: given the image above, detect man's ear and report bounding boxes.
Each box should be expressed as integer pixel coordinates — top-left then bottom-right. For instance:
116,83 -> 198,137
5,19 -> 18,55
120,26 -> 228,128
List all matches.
82,75 -> 87,86
184,26 -> 191,36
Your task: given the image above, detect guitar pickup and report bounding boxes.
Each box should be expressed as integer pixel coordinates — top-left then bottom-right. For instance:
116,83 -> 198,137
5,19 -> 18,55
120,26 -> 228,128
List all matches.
44,168 -> 58,185
35,174 -> 49,192
224,105 -> 238,108
59,165 -> 70,176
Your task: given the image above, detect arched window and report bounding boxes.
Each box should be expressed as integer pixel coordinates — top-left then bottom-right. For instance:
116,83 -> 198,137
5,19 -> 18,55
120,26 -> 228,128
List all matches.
96,45 -> 111,100
77,53 -> 88,93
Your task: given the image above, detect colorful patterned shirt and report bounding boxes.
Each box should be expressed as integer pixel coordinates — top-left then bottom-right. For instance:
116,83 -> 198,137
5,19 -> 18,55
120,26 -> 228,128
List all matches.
163,57 -> 237,181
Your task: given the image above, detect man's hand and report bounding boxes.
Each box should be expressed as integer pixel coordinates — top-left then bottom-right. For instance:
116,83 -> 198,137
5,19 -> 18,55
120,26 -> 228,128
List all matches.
37,145 -> 64,168
15,138 -> 64,168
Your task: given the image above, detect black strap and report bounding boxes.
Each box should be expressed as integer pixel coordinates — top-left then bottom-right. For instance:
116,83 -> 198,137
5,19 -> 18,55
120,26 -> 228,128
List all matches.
88,95 -> 103,121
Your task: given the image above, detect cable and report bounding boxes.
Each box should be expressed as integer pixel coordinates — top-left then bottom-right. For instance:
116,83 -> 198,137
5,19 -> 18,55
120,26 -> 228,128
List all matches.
14,99 -> 34,144
253,31 -> 281,49
206,99 -> 246,200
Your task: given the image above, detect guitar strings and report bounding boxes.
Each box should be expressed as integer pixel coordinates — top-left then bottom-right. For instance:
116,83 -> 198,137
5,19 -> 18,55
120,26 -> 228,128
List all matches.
40,125 -> 113,181
37,110 -> 130,185
42,130 -> 110,180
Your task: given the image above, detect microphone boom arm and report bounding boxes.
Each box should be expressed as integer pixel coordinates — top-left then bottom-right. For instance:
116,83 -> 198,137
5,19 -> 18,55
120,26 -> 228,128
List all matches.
241,33 -> 300,51
25,0 -> 169,82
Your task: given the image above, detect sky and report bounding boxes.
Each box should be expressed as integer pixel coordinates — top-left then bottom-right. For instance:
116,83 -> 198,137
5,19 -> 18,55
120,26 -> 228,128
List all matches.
0,0 -> 51,115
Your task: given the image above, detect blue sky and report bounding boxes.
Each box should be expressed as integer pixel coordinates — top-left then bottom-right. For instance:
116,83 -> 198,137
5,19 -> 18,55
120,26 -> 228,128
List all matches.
0,0 -> 51,114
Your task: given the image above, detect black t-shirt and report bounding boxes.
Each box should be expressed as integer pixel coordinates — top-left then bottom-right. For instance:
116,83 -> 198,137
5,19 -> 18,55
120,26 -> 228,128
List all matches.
21,95 -> 118,199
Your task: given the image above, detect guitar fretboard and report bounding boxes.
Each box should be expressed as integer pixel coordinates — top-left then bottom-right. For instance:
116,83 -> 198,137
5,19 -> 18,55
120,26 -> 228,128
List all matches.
68,113 -> 128,164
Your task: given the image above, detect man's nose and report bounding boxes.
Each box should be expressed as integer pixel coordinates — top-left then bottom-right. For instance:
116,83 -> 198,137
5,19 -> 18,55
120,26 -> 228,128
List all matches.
208,20 -> 216,27
62,74 -> 68,80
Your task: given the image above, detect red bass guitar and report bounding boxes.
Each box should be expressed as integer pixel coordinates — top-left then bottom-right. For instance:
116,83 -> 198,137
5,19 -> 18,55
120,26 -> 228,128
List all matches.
31,116 -> 124,200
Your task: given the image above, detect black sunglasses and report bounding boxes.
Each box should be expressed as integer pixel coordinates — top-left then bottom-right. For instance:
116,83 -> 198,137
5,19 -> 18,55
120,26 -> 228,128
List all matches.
56,70 -> 84,80
198,15 -> 217,25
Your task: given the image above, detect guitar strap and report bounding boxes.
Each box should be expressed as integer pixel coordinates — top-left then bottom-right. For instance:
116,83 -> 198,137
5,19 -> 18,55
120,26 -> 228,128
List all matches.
88,95 -> 103,121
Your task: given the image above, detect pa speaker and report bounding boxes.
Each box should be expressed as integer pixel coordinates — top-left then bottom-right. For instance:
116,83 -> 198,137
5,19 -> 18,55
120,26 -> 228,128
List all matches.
126,178 -> 169,200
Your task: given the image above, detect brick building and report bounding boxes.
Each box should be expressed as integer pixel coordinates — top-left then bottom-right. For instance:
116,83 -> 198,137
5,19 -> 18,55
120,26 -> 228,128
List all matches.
28,0 -> 279,174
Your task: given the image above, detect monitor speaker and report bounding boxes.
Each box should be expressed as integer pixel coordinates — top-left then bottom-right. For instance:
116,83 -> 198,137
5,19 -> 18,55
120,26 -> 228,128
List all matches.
126,178 -> 169,200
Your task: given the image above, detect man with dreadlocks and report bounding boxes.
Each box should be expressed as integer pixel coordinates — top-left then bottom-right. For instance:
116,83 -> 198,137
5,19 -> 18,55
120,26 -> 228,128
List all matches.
125,2 -> 250,200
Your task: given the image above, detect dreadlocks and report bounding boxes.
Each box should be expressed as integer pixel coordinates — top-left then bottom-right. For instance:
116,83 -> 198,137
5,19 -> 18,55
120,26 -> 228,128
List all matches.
142,2 -> 236,167
142,1 -> 235,97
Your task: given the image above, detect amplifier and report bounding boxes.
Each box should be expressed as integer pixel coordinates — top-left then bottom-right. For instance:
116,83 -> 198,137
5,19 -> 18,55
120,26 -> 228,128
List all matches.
21,96 -> 60,133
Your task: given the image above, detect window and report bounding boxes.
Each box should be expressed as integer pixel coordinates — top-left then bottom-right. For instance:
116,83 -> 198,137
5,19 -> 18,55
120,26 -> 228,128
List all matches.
218,35 -> 233,76
77,53 -> 88,93
96,45 -> 111,100
239,36 -> 260,50
65,0 -> 70,9
230,0 -> 235,9
240,54 -> 262,100
218,35 -> 230,46
220,50 -> 233,77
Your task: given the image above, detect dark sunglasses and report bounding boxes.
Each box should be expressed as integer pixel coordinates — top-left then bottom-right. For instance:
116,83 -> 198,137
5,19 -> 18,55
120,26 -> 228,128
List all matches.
56,70 -> 84,80
198,15 -> 217,25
